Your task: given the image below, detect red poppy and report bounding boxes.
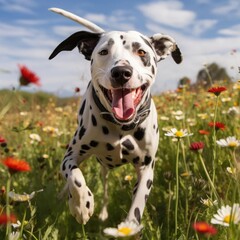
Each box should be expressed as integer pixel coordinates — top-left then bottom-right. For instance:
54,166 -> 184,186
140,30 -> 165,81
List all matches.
18,65 -> 41,86
192,222 -> 217,236
0,213 -> 17,225
207,86 -> 226,96
190,142 -> 204,152
208,122 -> 225,131
2,157 -> 31,173
0,135 -> 6,143
199,130 -> 210,135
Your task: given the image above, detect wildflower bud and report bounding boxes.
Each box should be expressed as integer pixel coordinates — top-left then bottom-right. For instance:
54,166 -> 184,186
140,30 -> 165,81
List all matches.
163,171 -> 174,182
190,142 -> 204,153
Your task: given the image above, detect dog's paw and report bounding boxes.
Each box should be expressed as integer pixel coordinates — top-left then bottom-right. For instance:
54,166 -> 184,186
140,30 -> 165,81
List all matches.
67,168 -> 94,224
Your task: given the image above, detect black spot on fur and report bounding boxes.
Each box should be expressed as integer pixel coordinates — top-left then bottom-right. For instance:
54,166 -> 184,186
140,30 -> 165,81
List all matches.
102,126 -> 109,135
106,157 -> 112,161
122,150 -> 129,155
151,160 -> 155,169
82,144 -> 90,150
79,100 -> 86,115
80,118 -> 83,127
133,156 -> 140,164
80,150 -> 86,155
132,42 -> 141,52
122,158 -> 128,163
134,127 -> 145,141
74,180 -> 82,187
134,207 -> 141,223
108,38 -> 114,46
122,139 -> 134,150
86,201 -> 90,209
72,139 -> 76,145
65,151 -> 73,158
120,35 -> 123,39
65,173 -> 68,179
71,165 -> 77,171
62,159 -> 68,171
144,156 -> 152,165
79,126 -> 86,140
90,140 -> 99,147
88,191 -> 92,196
141,52 -> 151,67
147,179 -> 153,189
123,40 -> 126,45
91,114 -> 97,126
107,164 -> 114,169
151,65 -> 155,75
106,143 -> 114,151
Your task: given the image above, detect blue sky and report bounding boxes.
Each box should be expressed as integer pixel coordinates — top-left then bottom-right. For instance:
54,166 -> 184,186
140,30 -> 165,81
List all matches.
0,0 -> 240,96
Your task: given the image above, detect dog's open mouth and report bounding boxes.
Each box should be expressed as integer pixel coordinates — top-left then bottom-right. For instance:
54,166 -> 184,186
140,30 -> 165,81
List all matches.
100,83 -> 148,122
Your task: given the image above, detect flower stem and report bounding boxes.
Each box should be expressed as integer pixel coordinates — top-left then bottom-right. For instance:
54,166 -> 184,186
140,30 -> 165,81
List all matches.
199,153 -> 218,200
175,140 -> 180,237
211,96 -> 219,194
6,173 -> 11,240
82,224 -> 87,240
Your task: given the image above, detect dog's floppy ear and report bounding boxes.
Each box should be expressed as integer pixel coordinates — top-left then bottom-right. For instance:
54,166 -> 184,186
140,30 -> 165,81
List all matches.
49,31 -> 101,60
150,34 -> 182,64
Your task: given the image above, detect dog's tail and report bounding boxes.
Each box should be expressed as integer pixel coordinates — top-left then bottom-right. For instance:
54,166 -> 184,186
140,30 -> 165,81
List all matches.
49,7 -> 105,33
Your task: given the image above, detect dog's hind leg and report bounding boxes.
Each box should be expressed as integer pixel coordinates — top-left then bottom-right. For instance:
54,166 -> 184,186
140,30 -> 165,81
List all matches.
99,166 -> 109,221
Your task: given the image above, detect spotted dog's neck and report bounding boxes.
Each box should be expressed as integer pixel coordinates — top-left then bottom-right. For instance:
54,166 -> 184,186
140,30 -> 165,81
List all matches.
92,85 -> 151,131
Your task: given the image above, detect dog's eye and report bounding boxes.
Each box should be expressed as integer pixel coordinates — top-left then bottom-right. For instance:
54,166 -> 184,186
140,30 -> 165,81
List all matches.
99,49 -> 108,55
137,49 -> 146,57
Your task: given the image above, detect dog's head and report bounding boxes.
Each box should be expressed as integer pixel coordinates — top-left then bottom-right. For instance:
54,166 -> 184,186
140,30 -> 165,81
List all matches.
49,30 -> 182,123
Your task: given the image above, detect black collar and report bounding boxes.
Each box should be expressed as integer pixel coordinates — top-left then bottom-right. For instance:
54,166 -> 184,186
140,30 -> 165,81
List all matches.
92,86 -> 151,131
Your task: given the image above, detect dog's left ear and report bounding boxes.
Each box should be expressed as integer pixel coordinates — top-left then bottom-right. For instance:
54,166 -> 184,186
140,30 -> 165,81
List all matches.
49,31 -> 102,60
150,34 -> 182,64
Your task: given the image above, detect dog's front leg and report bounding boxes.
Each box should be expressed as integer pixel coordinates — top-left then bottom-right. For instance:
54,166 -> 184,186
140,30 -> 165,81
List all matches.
61,136 -> 94,224
126,161 -> 155,224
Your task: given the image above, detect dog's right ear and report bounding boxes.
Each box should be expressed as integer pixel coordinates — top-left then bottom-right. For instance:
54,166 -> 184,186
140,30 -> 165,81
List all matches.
49,31 -> 101,60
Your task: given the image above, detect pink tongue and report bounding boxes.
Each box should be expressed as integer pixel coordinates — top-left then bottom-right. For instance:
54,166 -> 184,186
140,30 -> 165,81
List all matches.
112,88 -> 135,120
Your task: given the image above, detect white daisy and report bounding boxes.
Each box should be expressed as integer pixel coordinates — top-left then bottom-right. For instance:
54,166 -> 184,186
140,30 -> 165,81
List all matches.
29,133 -> 41,142
103,221 -> 142,238
211,203 -> 240,226
216,136 -> 240,148
164,128 -> 193,139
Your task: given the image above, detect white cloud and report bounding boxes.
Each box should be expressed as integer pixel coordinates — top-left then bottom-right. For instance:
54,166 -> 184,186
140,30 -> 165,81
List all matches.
192,19 -> 218,36
83,13 -> 107,25
212,0 -> 240,15
218,24 -> 240,36
138,1 -> 196,29
1,0 -> 36,14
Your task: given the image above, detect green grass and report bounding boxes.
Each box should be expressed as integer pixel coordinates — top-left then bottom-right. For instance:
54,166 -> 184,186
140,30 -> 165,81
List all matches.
0,82 -> 240,239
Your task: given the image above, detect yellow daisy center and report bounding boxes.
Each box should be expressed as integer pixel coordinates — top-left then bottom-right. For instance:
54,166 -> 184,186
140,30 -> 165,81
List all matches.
175,131 -> 184,137
228,142 -> 237,147
118,227 -> 132,235
223,215 -> 231,223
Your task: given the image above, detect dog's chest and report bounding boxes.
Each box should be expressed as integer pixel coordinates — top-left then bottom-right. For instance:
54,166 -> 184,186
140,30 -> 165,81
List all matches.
76,93 -> 158,169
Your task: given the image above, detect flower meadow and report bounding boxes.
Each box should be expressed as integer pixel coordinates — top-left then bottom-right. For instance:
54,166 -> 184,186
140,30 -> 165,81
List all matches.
0,65 -> 240,240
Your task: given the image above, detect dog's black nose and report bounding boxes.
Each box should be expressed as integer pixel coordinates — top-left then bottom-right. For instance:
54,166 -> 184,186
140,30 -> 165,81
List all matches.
111,66 -> 133,85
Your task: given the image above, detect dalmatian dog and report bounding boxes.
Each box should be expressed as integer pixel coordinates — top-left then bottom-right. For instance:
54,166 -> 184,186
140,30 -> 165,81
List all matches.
49,8 -> 182,226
